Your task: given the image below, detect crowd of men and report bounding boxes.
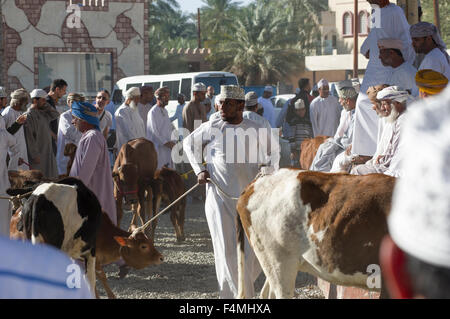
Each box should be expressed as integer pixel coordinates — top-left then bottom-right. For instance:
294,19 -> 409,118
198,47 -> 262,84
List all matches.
0,0 -> 450,299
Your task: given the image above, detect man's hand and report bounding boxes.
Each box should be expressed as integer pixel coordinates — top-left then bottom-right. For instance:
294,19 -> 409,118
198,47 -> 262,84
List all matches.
376,155 -> 384,165
197,170 -> 210,185
18,157 -> 25,166
164,141 -> 176,149
16,114 -> 27,124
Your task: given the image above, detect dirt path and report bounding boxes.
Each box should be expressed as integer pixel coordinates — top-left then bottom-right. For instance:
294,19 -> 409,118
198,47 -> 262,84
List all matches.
97,198 -> 324,299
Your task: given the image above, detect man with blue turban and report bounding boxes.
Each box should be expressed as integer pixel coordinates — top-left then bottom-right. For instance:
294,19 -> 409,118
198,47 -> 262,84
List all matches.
70,101 -> 117,225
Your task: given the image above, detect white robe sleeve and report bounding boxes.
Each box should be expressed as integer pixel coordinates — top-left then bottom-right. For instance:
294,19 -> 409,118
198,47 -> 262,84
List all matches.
183,123 -> 211,175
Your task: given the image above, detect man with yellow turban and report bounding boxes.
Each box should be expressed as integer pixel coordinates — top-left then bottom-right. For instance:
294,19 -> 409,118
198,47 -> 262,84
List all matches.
415,69 -> 448,98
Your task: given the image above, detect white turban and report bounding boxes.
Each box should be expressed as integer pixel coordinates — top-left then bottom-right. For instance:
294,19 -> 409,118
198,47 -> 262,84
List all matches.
376,86 -> 411,104
335,80 -> 358,99
11,88 -> 29,101
378,38 -> 403,51
317,79 -> 329,89
124,86 -> 140,99
388,85 -> 450,268
410,22 -> 450,63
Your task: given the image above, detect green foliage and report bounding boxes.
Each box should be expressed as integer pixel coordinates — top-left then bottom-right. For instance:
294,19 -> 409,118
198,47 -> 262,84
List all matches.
147,0 -> 326,82
420,0 -> 450,47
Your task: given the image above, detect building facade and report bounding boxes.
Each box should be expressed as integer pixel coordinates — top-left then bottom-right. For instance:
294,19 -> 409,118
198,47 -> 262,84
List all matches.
0,0 -> 149,99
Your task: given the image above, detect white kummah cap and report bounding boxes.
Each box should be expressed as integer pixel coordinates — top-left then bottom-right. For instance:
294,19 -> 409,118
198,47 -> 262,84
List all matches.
192,82 -> 207,92
30,89 -> 48,99
0,86 -> 7,98
245,91 -> 259,107
294,99 -> 305,110
377,38 -> 403,51
317,79 -> 329,89
388,85 -> 450,269
217,85 -> 245,101
124,86 -> 140,99
264,86 -> 273,93
377,86 -> 411,104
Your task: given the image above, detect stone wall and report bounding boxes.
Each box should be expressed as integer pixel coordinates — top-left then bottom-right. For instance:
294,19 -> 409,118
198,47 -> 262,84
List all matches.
1,0 -> 149,93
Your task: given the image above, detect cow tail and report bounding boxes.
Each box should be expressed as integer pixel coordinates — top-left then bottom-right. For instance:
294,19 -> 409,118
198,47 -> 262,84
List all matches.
236,212 -> 246,299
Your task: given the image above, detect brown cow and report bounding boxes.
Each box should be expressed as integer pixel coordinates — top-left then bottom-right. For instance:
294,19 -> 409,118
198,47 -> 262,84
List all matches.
236,169 -> 394,299
299,136 -> 330,169
7,170 -> 46,212
94,212 -> 163,298
153,166 -> 187,242
63,143 -> 78,176
112,138 -> 159,235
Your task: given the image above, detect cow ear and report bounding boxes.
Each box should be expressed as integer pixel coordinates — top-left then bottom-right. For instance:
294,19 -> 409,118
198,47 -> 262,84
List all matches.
114,236 -> 129,247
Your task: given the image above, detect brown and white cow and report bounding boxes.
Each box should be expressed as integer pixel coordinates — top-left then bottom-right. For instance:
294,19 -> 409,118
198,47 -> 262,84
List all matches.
9,179 -> 164,299
153,166 -> 187,242
112,138 -> 159,231
236,169 -> 395,299
299,136 -> 330,170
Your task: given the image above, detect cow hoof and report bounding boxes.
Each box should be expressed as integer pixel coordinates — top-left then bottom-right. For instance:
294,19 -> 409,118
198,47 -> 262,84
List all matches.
118,265 -> 130,279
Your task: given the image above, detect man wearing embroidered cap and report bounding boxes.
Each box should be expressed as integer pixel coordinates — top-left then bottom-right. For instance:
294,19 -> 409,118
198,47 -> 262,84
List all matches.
351,86 -> 411,177
378,38 -> 418,96
146,86 -> 176,169
257,85 -> 276,127
415,69 -> 448,98
184,85 -> 279,298
115,86 -> 146,151
23,89 -> 60,178
309,78 -> 341,137
311,80 -> 357,172
380,85 -> 450,299
182,82 -> 207,133
410,22 -> 450,80
70,100 -> 116,225
1,89 -> 29,170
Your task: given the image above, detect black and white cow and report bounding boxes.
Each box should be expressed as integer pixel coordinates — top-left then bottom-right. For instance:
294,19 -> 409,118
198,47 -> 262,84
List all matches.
18,177 -> 102,292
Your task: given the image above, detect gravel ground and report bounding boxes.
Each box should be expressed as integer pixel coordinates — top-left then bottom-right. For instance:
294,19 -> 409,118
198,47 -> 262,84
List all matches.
96,197 -> 324,299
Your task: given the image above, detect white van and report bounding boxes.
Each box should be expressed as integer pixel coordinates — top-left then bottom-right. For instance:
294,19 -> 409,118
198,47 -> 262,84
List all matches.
111,71 -> 239,126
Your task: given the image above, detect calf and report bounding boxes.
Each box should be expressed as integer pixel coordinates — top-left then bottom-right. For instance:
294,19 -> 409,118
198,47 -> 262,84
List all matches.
7,169 -> 46,212
236,169 -> 394,299
9,181 -> 164,299
154,166 -> 187,242
15,177 -> 102,293
113,138 -> 159,236
300,136 -> 330,169
95,212 -> 163,298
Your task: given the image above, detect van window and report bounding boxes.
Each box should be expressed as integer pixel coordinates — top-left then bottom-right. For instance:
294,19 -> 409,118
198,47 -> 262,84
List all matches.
162,80 -> 180,100
144,82 -> 161,90
126,83 -> 142,90
195,76 -> 238,94
180,78 -> 192,100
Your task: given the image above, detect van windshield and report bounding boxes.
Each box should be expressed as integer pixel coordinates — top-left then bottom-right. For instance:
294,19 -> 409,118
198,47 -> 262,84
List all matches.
195,76 -> 238,94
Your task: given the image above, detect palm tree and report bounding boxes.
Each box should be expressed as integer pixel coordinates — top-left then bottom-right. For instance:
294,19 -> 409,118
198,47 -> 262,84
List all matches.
199,0 -> 242,44
209,3 -> 305,85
